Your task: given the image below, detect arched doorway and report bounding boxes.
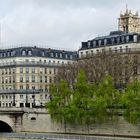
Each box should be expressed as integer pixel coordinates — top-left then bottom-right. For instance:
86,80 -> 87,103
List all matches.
0,121 -> 13,132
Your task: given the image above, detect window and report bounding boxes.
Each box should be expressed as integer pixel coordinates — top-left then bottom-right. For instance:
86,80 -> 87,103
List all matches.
26,67 -> 29,73
45,76 -> 47,82
32,67 -> 35,73
32,75 -> 35,82
40,86 -> 43,92
40,76 -> 43,82
111,38 -> 115,44
42,51 -> 45,56
20,95 -> 23,99
49,77 -> 52,83
98,40 -> 101,46
26,76 -> 29,82
51,53 -> 53,57
22,50 -> 26,55
49,69 -> 51,74
9,69 -> 11,74
121,36 -> 125,42
93,41 -> 96,47
5,69 -> 7,74
13,77 -> 15,83
88,41 -> 90,47
56,53 -> 58,57
20,85 -> 23,89
70,54 -> 72,59
65,54 -> 68,59
104,39 -> 107,45
20,68 -> 23,73
45,85 -> 48,92
13,68 -> 16,74
40,68 -> 44,74
117,37 -> 120,43
28,50 -> 32,55
9,77 -> 11,83
20,76 -> 23,82
126,36 -> 129,42
45,68 -> 47,74
60,53 -> 62,58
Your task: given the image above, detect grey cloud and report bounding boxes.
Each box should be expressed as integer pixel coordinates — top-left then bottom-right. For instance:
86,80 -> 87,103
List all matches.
0,0 -> 140,50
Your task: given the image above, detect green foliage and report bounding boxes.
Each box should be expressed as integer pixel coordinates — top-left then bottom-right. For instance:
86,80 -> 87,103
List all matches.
46,69 -> 138,126
121,80 -> 140,124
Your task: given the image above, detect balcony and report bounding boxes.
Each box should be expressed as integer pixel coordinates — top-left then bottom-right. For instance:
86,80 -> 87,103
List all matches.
0,89 -> 40,94
79,47 -> 140,59
0,61 -> 64,67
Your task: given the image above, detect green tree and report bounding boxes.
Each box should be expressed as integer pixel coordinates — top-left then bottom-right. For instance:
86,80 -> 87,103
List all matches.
46,80 -> 71,124
121,80 -> 140,124
95,75 -> 120,123
46,70 -> 121,131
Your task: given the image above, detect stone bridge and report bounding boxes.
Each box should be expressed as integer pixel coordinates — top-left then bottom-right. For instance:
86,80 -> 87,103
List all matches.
0,108 -> 24,132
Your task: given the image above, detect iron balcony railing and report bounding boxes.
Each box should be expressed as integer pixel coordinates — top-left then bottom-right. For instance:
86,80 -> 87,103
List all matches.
0,61 -> 67,67
0,89 -> 40,94
79,47 -> 140,59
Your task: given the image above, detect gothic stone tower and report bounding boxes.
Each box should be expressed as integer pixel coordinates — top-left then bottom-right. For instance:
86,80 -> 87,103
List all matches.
118,9 -> 140,33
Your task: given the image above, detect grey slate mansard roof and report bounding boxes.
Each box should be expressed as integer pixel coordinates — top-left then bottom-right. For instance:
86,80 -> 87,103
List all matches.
0,46 -> 78,60
80,31 -> 140,50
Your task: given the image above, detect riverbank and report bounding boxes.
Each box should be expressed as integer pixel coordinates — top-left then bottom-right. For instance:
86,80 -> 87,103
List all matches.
0,132 -> 140,140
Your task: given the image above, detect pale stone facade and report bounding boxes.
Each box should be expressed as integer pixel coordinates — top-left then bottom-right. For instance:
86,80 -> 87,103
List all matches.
118,9 -> 140,33
0,47 -> 76,108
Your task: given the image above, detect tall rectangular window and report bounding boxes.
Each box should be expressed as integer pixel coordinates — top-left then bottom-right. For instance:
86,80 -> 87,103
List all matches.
32,75 -> 35,82
26,67 -> 29,73
32,67 -> 35,73
20,76 -> 23,82
20,67 -> 23,73
26,76 -> 29,82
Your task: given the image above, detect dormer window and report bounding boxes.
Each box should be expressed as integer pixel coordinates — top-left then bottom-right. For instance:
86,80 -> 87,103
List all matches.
134,35 -> 138,42
104,39 -> 107,45
98,40 -> 101,46
117,37 -> 120,43
70,54 -> 72,59
111,38 -> 115,44
65,54 -> 68,59
7,52 -> 10,57
28,50 -> 32,55
55,53 -> 58,57
22,50 -> 26,56
126,36 -> 129,42
121,36 -> 125,43
88,41 -> 90,48
42,51 -> 45,56
51,53 -> 53,57
60,53 -> 62,58
93,41 -> 96,47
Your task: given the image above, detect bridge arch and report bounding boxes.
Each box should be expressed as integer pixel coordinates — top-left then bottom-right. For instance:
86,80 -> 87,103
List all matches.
0,120 -> 13,132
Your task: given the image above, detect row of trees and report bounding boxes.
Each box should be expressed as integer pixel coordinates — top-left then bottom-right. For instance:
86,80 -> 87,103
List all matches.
46,69 -> 140,128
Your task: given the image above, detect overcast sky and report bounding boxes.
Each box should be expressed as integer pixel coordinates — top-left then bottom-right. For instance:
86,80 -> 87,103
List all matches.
0,0 -> 139,50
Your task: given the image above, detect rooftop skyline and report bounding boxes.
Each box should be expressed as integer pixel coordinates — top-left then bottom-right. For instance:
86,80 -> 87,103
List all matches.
0,0 -> 139,50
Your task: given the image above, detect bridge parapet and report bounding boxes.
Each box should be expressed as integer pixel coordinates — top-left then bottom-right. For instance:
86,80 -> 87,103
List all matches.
0,107 -> 47,114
